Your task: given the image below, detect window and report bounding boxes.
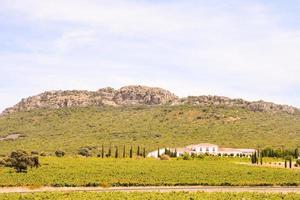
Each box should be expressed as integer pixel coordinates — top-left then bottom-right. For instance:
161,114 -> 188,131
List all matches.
213,147 -> 215,151
200,147 -> 202,151
206,147 -> 209,152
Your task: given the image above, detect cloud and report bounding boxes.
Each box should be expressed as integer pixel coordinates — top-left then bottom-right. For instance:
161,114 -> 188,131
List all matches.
0,0 -> 300,111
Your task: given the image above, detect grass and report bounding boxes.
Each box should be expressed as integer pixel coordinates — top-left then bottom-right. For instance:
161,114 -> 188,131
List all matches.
0,105 -> 300,155
0,157 -> 299,187
0,192 -> 300,200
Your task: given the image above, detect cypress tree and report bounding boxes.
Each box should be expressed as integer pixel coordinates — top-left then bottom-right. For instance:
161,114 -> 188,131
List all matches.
137,146 -> 140,157
143,148 -> 146,158
115,146 -> 118,158
164,147 -> 167,156
130,146 -> 133,158
289,158 -> 292,168
101,145 -> 104,158
157,148 -> 160,158
108,145 -> 112,157
174,148 -> 177,158
251,153 -> 256,164
256,150 -> 259,164
295,148 -> 299,159
123,145 -> 126,158
285,159 -> 287,168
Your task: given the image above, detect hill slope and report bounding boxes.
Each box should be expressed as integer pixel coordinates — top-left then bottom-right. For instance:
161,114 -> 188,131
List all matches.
0,85 -> 299,155
0,105 -> 299,154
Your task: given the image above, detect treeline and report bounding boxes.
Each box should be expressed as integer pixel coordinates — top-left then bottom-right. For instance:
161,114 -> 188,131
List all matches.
158,148 -> 177,158
55,145 -> 147,158
261,147 -> 299,158
251,147 -> 300,168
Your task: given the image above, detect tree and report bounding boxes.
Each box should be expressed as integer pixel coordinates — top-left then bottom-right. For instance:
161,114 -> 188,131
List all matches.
157,148 -> 160,158
164,147 -> 168,156
129,146 -> 133,158
137,146 -> 140,157
101,145 -> 104,158
251,152 -> 257,164
257,149 -> 260,164
143,148 -> 146,158
115,146 -> 118,158
285,159 -> 287,168
174,148 -> 177,158
8,150 -> 40,173
108,145 -> 112,157
123,145 -> 126,158
285,156 -> 293,168
295,148 -> 299,159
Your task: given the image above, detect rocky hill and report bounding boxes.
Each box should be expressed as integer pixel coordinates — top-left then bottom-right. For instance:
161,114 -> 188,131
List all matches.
1,85 -> 298,116
1,86 -> 178,116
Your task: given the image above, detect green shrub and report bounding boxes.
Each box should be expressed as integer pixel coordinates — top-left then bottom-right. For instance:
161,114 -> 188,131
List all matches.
182,153 -> 192,160
40,152 -> 47,157
78,148 -> 92,157
0,158 -> 6,166
31,151 -> 39,155
55,150 -> 65,157
197,154 -> 205,159
7,150 -> 40,173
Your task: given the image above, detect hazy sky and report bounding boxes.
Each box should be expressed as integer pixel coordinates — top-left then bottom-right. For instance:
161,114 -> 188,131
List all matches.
1,0 -> 300,111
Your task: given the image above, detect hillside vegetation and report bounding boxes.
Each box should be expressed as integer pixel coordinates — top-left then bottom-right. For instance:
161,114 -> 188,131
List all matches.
0,105 -> 299,154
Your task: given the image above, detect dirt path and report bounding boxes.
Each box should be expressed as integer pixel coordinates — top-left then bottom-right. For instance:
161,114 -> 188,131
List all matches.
0,186 -> 300,194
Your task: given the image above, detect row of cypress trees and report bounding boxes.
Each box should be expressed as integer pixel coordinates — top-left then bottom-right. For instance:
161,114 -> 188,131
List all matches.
100,145 -> 146,158
251,150 -> 263,165
157,147 -> 177,158
261,147 -> 299,158
251,149 -> 296,168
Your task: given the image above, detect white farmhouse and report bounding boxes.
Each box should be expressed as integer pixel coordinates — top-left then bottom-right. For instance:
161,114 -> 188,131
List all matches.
186,143 -> 219,155
147,143 -> 256,158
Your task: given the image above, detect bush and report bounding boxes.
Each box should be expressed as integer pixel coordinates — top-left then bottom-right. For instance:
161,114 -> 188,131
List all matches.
8,150 -> 40,173
191,153 -> 197,158
55,150 -> 65,157
197,154 -> 205,159
160,154 -> 170,160
182,153 -> 192,160
296,159 -> 300,166
40,152 -> 47,157
31,151 -> 39,155
78,148 -> 92,157
0,158 -> 6,166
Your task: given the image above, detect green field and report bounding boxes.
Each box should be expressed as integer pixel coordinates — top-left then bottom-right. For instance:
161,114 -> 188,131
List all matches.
0,157 -> 299,187
0,105 -> 300,155
1,192 -> 300,200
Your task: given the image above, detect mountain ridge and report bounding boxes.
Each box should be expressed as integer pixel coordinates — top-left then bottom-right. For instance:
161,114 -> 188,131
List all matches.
1,85 -> 298,116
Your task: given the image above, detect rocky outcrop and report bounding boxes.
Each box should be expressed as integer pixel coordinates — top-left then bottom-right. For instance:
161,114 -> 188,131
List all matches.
114,86 -> 177,105
1,86 -> 178,115
1,85 -> 298,116
179,96 -> 297,114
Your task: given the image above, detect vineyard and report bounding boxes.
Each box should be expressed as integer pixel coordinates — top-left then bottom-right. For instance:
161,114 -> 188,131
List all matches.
0,192 -> 300,200
0,157 -> 299,187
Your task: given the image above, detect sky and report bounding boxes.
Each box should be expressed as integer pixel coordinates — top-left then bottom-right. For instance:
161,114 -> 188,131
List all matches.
0,0 -> 300,112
